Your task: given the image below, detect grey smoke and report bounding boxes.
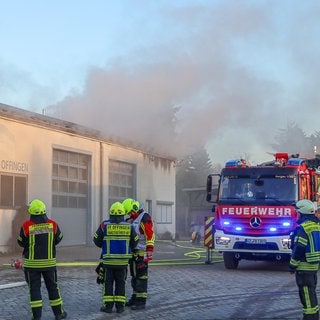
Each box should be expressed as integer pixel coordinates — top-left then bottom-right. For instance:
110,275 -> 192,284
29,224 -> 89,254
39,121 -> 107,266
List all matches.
47,1 -> 320,164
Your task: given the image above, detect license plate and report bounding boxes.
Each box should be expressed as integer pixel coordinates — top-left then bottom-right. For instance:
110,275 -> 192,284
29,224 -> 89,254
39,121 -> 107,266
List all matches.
245,238 -> 266,244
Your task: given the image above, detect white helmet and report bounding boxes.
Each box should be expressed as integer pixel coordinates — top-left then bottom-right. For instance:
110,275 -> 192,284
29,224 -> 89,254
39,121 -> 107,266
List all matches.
296,199 -> 315,214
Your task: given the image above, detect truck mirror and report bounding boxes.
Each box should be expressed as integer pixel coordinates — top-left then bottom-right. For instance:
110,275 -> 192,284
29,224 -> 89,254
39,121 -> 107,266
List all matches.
206,175 -> 212,192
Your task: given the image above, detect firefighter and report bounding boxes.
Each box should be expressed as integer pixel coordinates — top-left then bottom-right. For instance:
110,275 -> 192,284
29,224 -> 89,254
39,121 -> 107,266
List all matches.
93,202 -> 139,314
17,199 -> 67,320
122,198 -> 155,310
190,222 -> 201,245
289,199 -> 320,320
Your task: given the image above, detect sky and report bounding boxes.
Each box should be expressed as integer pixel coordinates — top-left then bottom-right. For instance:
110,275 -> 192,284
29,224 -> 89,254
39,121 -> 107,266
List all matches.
1,0 -> 320,166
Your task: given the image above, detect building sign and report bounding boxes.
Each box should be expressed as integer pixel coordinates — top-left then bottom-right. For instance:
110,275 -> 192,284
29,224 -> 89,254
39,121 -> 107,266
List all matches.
1,160 -> 29,172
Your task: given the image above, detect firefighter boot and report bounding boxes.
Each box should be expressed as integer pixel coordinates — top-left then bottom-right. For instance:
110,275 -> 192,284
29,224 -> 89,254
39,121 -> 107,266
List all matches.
131,299 -> 146,310
32,307 -> 42,320
116,303 -> 125,313
55,311 -> 67,320
131,304 -> 146,310
125,295 -> 136,307
100,303 -> 113,313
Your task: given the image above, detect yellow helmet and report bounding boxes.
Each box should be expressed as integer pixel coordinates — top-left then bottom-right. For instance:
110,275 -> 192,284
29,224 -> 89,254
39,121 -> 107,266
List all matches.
296,199 -> 315,214
109,202 -> 126,215
122,198 -> 140,214
28,199 -> 47,215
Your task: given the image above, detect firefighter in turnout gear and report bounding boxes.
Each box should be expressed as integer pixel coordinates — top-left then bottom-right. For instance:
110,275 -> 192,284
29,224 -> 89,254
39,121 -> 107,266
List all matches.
289,199 -> 320,320
122,198 -> 155,310
17,199 -> 67,320
93,202 -> 139,314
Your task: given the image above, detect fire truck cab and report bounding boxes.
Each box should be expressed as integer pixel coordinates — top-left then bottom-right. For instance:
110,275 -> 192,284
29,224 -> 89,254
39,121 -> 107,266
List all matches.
206,153 -> 320,269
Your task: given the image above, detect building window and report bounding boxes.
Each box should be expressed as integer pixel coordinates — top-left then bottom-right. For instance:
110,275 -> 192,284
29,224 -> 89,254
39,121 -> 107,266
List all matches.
156,201 -> 173,224
109,160 -> 136,204
52,149 -> 90,208
0,174 -> 27,208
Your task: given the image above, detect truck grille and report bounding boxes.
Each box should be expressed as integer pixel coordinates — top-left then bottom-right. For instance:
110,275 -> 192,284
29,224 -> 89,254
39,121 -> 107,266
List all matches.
233,242 -> 279,250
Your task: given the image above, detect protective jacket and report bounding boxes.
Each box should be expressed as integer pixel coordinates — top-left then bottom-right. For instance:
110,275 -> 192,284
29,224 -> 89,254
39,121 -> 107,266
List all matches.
17,215 -> 63,269
290,215 -> 320,271
93,220 -> 138,267
131,210 -> 155,254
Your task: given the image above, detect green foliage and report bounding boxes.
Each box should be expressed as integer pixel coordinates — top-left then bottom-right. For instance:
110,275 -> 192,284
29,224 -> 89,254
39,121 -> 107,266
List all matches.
176,146 -> 214,206
176,147 -> 213,188
271,122 -> 320,157
175,146 -> 215,237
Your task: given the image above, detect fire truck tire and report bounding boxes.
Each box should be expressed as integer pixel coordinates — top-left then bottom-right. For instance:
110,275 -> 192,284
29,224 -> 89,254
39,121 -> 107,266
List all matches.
223,252 -> 239,269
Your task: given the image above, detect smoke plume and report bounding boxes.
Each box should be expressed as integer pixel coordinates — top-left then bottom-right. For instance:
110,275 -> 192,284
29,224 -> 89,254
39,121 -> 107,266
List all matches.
49,1 -> 320,165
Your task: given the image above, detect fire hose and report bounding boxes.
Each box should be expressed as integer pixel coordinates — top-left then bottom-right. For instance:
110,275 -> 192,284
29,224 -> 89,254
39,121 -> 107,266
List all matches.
1,241 -> 223,289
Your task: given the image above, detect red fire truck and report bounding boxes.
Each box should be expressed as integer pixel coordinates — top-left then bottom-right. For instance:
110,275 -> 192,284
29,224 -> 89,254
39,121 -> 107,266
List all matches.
206,153 -> 320,269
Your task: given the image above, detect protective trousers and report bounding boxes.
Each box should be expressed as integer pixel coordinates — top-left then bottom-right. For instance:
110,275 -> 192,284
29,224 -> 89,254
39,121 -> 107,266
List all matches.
24,269 -> 64,319
129,254 -> 148,306
295,271 -> 319,320
102,267 -> 127,309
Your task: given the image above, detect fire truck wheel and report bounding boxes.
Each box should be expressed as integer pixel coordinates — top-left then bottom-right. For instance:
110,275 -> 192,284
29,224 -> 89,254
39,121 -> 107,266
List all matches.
223,252 -> 239,269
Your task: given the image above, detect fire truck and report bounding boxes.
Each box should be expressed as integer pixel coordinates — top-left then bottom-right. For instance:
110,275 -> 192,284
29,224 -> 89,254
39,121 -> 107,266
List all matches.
206,152 -> 320,269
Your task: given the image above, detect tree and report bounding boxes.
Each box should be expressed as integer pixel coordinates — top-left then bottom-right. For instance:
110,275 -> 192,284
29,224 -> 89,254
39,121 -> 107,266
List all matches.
270,122 -> 312,157
309,131 -> 320,157
175,146 -> 214,238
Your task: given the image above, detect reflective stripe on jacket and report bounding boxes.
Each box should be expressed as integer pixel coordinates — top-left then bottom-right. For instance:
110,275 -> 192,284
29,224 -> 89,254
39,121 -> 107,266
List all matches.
290,216 -> 320,271
17,219 -> 62,269
101,221 -> 133,266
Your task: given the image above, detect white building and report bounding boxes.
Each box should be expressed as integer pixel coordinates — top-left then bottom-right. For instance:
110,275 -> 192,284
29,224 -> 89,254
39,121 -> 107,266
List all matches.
0,103 -> 176,252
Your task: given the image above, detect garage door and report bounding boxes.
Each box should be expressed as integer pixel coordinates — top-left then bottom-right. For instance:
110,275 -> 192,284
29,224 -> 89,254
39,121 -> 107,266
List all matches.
52,149 -> 90,245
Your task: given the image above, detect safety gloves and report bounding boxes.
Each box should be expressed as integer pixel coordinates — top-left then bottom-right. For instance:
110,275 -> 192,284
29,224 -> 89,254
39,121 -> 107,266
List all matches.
95,262 -> 104,284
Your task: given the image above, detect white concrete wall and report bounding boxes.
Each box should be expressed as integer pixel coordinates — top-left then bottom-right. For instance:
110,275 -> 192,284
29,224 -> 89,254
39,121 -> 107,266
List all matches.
0,114 -> 176,252
102,144 -> 176,238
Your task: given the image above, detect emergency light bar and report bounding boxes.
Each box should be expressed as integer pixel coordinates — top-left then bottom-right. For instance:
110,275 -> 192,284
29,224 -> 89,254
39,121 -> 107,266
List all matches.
225,159 -> 246,168
286,158 -> 304,167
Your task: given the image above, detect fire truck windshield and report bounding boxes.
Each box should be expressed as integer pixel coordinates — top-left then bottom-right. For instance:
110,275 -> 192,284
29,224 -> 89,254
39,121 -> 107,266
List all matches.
219,174 -> 297,204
